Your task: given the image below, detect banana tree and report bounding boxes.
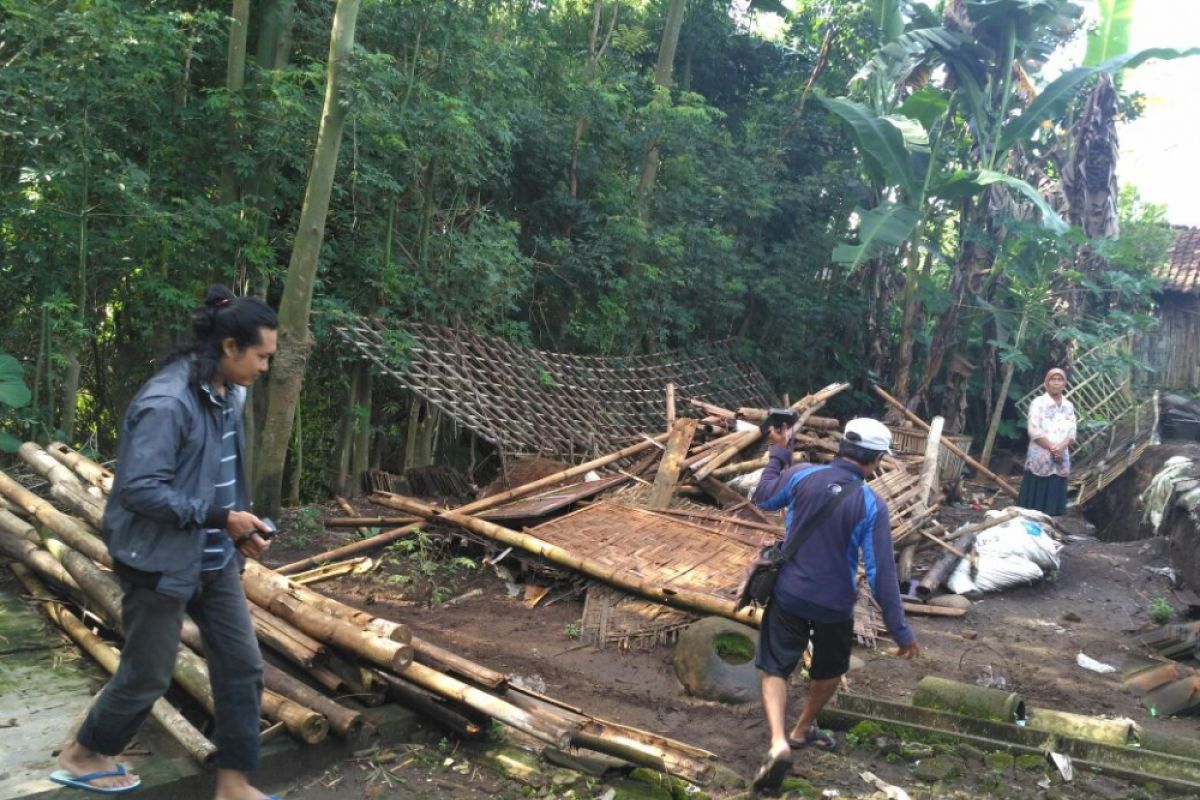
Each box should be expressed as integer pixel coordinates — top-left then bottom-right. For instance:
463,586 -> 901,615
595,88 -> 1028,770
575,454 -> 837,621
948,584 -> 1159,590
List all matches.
823,0 -> 1198,413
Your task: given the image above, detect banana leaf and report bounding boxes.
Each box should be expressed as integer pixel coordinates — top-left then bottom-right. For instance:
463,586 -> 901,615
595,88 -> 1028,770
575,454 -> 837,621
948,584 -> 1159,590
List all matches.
999,46 -> 1200,153
832,203 -> 921,268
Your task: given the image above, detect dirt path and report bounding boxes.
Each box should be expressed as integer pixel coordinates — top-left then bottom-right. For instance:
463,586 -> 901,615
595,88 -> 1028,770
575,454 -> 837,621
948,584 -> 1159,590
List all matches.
252,505 -> 1200,799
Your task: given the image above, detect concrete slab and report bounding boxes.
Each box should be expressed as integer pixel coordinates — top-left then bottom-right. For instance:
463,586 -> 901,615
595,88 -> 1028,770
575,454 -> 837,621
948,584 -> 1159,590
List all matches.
0,570 -> 99,800
0,571 -> 422,800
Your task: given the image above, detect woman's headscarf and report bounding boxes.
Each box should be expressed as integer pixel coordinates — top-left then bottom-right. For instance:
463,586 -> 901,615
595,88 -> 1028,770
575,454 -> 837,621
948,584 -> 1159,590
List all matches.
1044,367 -> 1067,389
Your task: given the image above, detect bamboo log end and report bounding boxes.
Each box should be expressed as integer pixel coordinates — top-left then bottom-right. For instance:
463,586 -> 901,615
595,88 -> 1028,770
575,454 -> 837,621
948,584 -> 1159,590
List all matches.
390,643 -> 415,672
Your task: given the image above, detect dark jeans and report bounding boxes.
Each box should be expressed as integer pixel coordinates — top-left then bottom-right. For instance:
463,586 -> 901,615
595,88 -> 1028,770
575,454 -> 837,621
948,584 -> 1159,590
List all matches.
76,558 -> 264,771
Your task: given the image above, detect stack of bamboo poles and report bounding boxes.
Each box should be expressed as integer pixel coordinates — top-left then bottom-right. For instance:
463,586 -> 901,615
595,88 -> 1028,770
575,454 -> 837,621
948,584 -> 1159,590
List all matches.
0,443 -> 715,784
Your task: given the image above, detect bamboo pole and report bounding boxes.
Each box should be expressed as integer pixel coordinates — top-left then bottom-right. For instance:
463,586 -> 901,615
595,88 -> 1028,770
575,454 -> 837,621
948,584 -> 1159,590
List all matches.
0,470 -> 111,566
48,482 -> 105,530
871,385 -> 1017,497
48,442 -> 114,494
324,516 -> 419,528
244,561 -> 409,643
248,603 -> 326,668
380,494 -> 763,627
10,563 -> 219,766
0,504 -> 42,545
370,669 -> 484,739
278,431 -> 672,574
241,567 -> 412,672
692,382 -> 849,481
665,382 -> 676,426
18,442 -> 86,492
398,660 -> 571,748
917,532 -> 977,598
410,636 -> 507,691
708,450 -> 806,481
0,525 -> 80,591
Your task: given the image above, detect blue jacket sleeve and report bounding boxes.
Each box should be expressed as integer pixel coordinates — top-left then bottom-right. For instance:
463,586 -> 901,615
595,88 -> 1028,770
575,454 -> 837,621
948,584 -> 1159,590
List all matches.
864,500 -> 915,647
114,398 -> 210,530
753,445 -> 795,511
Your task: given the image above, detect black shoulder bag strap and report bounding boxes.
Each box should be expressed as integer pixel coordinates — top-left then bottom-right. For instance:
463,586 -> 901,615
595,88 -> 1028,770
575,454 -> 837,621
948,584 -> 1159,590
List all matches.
777,477 -> 865,561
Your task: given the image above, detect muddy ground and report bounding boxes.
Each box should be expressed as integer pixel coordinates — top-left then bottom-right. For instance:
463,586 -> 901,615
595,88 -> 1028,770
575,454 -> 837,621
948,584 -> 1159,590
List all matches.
248,475 -> 1200,800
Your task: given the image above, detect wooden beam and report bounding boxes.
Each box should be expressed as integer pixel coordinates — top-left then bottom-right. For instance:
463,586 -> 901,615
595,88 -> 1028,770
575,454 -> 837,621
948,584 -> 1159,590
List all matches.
646,418 -> 697,509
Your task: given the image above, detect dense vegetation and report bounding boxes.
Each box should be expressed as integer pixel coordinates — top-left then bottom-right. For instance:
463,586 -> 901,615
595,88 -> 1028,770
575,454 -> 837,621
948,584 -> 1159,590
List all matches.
0,0 -> 1187,511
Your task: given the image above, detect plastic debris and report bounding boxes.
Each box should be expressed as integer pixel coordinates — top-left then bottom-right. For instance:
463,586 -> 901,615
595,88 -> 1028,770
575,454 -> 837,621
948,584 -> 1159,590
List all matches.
860,771 -> 911,800
1076,653 -> 1117,674
1048,752 -> 1073,782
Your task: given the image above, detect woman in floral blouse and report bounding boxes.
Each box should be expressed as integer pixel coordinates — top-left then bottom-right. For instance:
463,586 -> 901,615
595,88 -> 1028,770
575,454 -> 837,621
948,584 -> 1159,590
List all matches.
1017,367 -> 1077,516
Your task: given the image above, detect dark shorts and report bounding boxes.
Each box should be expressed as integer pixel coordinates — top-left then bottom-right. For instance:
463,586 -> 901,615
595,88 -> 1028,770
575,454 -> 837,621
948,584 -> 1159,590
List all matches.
755,600 -> 854,681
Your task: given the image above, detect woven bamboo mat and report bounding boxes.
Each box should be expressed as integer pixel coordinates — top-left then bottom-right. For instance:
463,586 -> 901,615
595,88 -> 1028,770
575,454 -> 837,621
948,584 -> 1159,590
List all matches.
331,316 -> 776,461
530,502 -> 761,603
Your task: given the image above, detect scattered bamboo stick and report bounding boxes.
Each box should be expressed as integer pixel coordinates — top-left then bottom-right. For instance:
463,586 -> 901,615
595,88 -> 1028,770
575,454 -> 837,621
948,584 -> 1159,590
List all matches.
278,431 -> 672,574
871,385 -> 1017,497
47,442 -> 114,494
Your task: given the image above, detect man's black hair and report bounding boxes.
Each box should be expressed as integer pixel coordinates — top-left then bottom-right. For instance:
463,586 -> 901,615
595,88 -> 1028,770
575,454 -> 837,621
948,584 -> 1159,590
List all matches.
838,439 -> 886,466
168,285 -> 278,385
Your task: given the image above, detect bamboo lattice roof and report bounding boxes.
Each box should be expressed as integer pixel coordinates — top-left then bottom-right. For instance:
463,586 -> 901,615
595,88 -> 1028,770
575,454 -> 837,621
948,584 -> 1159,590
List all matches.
332,317 -> 776,461
1159,226 -> 1200,295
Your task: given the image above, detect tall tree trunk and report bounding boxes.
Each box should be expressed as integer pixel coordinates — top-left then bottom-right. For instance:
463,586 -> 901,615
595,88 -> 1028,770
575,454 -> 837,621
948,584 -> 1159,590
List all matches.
331,373 -> 358,497
890,236 -> 923,407
979,310 -> 1028,469
349,364 -> 372,497
636,0 -> 687,201
219,0 -> 251,207
403,395 -> 439,472
568,0 -> 617,202
61,207 -> 88,441
254,0 -> 361,518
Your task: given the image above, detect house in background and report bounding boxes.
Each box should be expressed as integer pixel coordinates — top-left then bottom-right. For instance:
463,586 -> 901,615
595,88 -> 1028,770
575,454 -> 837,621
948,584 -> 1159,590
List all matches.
1136,225 -> 1200,393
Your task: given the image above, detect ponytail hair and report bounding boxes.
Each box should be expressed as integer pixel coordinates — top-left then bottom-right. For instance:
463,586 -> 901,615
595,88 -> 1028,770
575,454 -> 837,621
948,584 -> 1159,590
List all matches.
171,285 -> 278,385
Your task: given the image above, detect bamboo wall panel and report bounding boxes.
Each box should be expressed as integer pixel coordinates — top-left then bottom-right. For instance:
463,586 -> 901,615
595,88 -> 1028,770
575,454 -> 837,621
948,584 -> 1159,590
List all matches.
331,316 -> 776,461
1135,294 -> 1200,393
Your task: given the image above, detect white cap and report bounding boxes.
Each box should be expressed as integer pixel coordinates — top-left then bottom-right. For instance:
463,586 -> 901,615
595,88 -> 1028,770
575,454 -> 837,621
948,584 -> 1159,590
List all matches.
843,417 -> 892,453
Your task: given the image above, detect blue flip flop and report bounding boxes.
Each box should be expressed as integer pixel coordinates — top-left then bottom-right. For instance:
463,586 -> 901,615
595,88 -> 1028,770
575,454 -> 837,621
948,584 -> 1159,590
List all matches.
49,764 -> 142,794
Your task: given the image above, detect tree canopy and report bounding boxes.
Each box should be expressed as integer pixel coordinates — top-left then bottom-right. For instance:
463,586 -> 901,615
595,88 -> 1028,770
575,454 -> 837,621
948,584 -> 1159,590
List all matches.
0,0 -> 1184,503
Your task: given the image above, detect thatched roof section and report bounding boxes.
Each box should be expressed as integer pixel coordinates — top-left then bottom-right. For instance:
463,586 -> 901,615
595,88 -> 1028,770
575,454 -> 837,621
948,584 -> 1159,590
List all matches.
332,316 -> 776,461
1159,226 -> 1200,295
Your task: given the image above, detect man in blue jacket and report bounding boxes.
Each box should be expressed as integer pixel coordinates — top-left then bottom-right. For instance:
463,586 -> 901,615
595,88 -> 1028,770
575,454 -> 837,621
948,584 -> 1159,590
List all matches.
52,286 -> 278,800
750,417 -> 919,794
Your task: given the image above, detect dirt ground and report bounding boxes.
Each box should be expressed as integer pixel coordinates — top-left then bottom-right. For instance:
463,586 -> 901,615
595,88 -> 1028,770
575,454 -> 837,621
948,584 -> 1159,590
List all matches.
249,482 -> 1200,800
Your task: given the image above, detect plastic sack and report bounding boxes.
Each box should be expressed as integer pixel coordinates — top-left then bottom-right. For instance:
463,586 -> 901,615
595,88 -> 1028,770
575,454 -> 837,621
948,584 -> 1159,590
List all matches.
727,468 -> 763,497
946,513 -> 1062,594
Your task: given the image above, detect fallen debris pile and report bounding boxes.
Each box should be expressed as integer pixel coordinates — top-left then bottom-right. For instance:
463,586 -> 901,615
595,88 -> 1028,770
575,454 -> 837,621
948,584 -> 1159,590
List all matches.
296,381 -> 1025,651
0,443 -> 717,783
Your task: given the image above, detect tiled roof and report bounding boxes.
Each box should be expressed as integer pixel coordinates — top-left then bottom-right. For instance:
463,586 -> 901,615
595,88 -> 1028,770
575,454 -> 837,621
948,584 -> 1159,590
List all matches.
1159,226 -> 1200,294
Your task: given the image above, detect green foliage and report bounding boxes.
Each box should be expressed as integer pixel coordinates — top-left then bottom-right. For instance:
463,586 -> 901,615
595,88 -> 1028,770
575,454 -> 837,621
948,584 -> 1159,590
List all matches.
1149,597 -> 1172,625
0,0 -> 1180,498
0,354 -> 32,452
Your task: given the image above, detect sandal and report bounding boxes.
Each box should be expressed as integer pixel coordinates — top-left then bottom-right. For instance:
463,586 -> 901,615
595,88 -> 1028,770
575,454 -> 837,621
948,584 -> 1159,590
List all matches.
751,747 -> 792,795
787,724 -> 837,751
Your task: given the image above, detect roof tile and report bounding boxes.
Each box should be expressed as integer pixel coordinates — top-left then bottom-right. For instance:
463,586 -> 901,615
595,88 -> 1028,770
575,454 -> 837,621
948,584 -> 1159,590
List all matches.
1159,225 -> 1200,294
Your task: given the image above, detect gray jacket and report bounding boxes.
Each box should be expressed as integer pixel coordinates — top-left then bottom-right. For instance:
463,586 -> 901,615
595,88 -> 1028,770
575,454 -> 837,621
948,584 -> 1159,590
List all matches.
104,357 -> 249,599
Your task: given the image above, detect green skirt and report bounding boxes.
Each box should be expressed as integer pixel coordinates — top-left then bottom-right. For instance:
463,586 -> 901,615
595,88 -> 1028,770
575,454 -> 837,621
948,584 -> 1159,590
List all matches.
1017,469 -> 1068,516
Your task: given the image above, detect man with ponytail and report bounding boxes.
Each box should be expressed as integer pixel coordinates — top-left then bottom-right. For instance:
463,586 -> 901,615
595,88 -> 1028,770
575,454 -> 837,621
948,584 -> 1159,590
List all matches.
52,286 -> 279,799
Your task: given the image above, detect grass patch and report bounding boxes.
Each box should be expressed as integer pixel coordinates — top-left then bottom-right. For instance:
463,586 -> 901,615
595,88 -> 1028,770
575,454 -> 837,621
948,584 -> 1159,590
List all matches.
712,632 -> 755,664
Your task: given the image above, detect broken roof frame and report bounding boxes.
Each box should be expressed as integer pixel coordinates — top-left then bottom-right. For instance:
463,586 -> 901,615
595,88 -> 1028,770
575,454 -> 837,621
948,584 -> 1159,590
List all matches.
331,314 -> 777,462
